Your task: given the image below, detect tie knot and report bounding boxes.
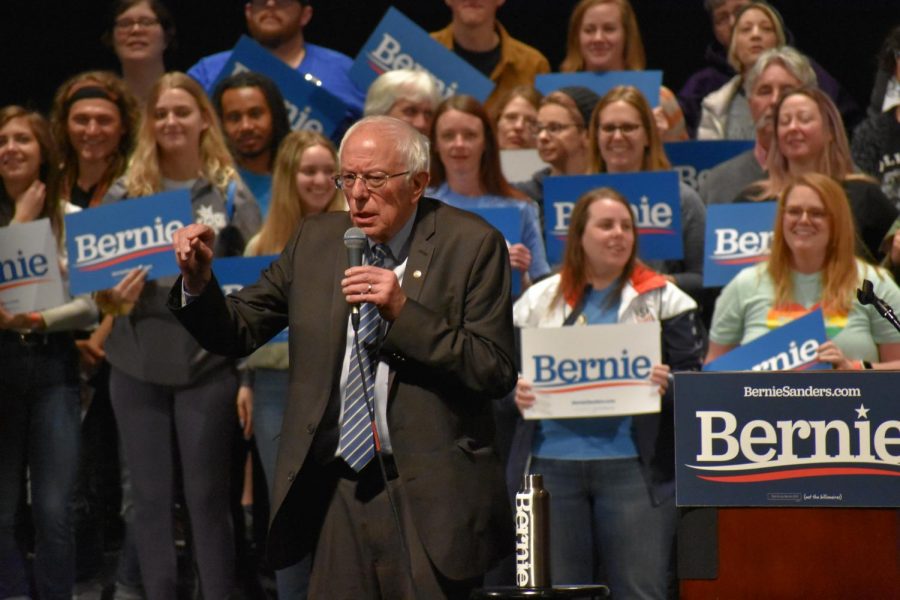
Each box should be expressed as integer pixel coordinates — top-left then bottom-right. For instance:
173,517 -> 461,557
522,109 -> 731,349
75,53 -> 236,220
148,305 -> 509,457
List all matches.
370,244 -> 393,269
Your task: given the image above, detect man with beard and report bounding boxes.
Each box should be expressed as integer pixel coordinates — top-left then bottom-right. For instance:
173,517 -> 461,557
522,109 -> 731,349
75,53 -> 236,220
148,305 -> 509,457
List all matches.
699,46 -> 816,205
213,72 -> 291,218
188,0 -> 364,120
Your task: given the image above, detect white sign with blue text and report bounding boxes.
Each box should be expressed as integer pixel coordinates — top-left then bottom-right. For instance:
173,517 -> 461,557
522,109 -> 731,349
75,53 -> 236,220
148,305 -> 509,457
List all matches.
213,36 -> 349,138
664,140 -> 753,194
704,309 -> 830,372
65,191 -> 193,295
543,171 -> 683,265
535,71 -> 661,106
0,219 -> 65,313
521,322 -> 661,419
703,201 -> 776,287
349,7 -> 494,103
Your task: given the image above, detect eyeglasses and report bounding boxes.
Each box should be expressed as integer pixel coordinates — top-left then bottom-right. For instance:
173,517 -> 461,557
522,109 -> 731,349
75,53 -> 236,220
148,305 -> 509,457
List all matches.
333,171 -> 409,190
599,123 -> 642,136
784,206 -> 828,222
500,113 -> 537,127
250,0 -> 299,8
114,17 -> 160,30
530,122 -> 579,136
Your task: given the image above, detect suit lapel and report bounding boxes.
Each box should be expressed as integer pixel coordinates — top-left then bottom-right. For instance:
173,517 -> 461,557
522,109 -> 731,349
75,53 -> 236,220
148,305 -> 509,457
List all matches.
402,200 -> 437,303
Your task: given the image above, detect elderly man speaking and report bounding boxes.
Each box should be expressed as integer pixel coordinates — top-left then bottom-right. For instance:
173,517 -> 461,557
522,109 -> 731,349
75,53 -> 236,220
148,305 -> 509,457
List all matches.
168,116 -> 516,599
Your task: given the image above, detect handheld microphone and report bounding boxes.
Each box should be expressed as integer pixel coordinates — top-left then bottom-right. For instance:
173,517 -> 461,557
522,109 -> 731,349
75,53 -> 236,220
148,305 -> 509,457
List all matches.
344,227 -> 366,330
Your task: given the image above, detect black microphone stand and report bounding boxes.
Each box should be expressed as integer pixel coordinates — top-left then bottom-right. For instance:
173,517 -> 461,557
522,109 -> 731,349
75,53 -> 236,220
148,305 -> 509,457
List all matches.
857,279 -> 900,333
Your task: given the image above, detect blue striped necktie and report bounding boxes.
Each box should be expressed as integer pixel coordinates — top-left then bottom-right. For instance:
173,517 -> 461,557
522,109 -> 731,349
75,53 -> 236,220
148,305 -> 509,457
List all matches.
339,244 -> 392,471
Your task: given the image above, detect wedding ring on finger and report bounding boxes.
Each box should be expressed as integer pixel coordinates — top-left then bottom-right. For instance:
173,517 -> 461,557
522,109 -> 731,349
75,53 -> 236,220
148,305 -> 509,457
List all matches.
366,283 -> 373,294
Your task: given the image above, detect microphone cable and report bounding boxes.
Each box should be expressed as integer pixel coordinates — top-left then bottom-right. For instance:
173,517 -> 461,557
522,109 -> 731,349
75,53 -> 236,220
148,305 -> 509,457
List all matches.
350,317 -> 420,600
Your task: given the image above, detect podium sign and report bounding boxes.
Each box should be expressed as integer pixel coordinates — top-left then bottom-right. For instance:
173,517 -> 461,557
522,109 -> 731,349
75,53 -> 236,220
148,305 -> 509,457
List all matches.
675,371 -> 900,507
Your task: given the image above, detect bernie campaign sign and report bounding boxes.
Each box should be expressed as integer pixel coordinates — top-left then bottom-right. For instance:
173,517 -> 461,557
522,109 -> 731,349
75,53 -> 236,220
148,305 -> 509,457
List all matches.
0,218 -> 65,312
213,36 -> 349,138
535,71 -> 661,106
543,171 -> 682,265
675,370 -> 900,507
704,309 -> 830,372
350,7 -> 494,103
215,255 -> 287,344
65,191 -> 193,295
465,206 -> 523,296
521,321 -> 662,419
664,140 -> 754,194
703,201 -> 776,288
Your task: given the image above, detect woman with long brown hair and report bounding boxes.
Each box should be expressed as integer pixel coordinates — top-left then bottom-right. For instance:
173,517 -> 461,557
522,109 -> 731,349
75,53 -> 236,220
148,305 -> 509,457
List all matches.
510,186 -> 704,596
429,94 -> 550,286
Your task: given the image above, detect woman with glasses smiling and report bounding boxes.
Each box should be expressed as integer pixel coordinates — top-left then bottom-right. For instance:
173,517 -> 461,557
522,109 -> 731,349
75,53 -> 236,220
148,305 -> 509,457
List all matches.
589,85 -> 707,304
707,172 -> 900,369
516,87 -> 598,214
105,0 -> 175,105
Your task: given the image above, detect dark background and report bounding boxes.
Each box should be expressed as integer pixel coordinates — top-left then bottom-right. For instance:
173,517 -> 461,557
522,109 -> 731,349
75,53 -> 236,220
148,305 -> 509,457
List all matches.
1,0 -> 896,115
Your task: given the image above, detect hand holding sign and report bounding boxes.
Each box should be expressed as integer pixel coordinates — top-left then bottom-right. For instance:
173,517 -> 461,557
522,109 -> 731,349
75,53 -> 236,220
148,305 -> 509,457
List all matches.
508,243 -> 532,274
172,223 -> 216,294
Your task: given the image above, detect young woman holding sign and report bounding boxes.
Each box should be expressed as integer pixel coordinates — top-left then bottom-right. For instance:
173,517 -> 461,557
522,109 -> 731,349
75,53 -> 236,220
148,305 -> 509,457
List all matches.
428,94 -> 550,290
0,106 -> 99,600
588,85 -> 707,303
707,172 -> 900,369
101,72 -> 260,600
509,186 -> 704,597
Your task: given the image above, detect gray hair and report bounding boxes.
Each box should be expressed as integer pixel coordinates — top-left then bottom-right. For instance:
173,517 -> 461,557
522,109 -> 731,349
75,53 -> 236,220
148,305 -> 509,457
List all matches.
744,46 -> 818,96
363,69 -> 441,117
339,116 -> 430,177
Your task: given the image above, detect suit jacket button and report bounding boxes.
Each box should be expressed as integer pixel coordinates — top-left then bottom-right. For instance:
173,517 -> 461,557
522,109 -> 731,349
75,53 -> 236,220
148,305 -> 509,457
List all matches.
287,471 -> 295,482
306,423 -> 315,434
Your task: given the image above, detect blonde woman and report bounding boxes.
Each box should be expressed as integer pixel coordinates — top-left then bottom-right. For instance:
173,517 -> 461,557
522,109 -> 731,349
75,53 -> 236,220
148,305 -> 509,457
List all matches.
102,72 -> 260,600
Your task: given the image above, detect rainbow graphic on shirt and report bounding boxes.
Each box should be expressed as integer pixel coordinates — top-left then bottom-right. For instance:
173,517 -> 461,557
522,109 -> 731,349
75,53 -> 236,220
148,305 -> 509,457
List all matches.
766,303 -> 848,339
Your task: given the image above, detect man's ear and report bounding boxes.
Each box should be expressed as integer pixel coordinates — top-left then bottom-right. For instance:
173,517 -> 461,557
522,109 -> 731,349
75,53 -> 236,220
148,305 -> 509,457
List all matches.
300,4 -> 313,28
410,171 -> 430,202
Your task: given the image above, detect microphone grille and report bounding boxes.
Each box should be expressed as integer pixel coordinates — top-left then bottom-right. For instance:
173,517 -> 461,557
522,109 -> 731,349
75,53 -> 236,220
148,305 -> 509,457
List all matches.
343,227 -> 366,249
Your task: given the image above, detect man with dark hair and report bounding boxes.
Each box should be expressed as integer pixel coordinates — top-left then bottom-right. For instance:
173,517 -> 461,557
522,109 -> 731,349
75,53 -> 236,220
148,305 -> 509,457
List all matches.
213,71 -> 290,217
189,0 -> 364,120
431,0 -> 549,113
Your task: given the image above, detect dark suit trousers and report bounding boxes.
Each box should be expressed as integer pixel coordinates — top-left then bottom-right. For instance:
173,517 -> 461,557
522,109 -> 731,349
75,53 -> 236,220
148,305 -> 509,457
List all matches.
307,458 -> 481,600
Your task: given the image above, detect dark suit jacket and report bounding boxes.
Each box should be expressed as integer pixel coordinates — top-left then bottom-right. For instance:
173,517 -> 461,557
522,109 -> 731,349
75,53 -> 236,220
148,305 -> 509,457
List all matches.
169,198 -> 517,579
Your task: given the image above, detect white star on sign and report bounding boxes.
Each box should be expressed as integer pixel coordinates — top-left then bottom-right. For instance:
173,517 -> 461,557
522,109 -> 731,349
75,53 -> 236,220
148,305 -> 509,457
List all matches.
855,404 -> 869,419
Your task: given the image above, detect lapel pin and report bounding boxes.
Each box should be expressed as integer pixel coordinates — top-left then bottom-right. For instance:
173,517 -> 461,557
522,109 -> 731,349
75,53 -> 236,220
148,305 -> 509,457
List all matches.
412,270 -> 423,279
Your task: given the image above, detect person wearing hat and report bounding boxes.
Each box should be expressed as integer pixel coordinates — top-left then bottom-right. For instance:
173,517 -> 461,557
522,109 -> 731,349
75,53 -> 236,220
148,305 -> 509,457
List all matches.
516,86 -> 599,215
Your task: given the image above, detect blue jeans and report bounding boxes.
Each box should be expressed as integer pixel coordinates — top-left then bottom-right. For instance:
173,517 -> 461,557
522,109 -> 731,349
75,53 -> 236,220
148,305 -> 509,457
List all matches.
253,368 -> 310,600
0,333 -> 81,600
530,456 -> 676,599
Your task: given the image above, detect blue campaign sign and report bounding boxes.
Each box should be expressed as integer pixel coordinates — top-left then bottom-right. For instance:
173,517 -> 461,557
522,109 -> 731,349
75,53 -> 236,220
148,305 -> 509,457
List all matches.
675,370 -> 900,507
213,36 -> 349,138
215,255 -> 288,343
704,309 -> 830,372
703,202 -> 776,287
350,7 -> 494,103
664,140 -> 753,193
543,171 -> 683,265
535,71 -> 661,106
465,206 -> 523,296
66,191 -> 193,295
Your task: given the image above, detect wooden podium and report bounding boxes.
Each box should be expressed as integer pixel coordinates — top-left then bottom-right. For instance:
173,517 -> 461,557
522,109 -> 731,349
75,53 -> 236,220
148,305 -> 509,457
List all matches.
680,507 -> 900,598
